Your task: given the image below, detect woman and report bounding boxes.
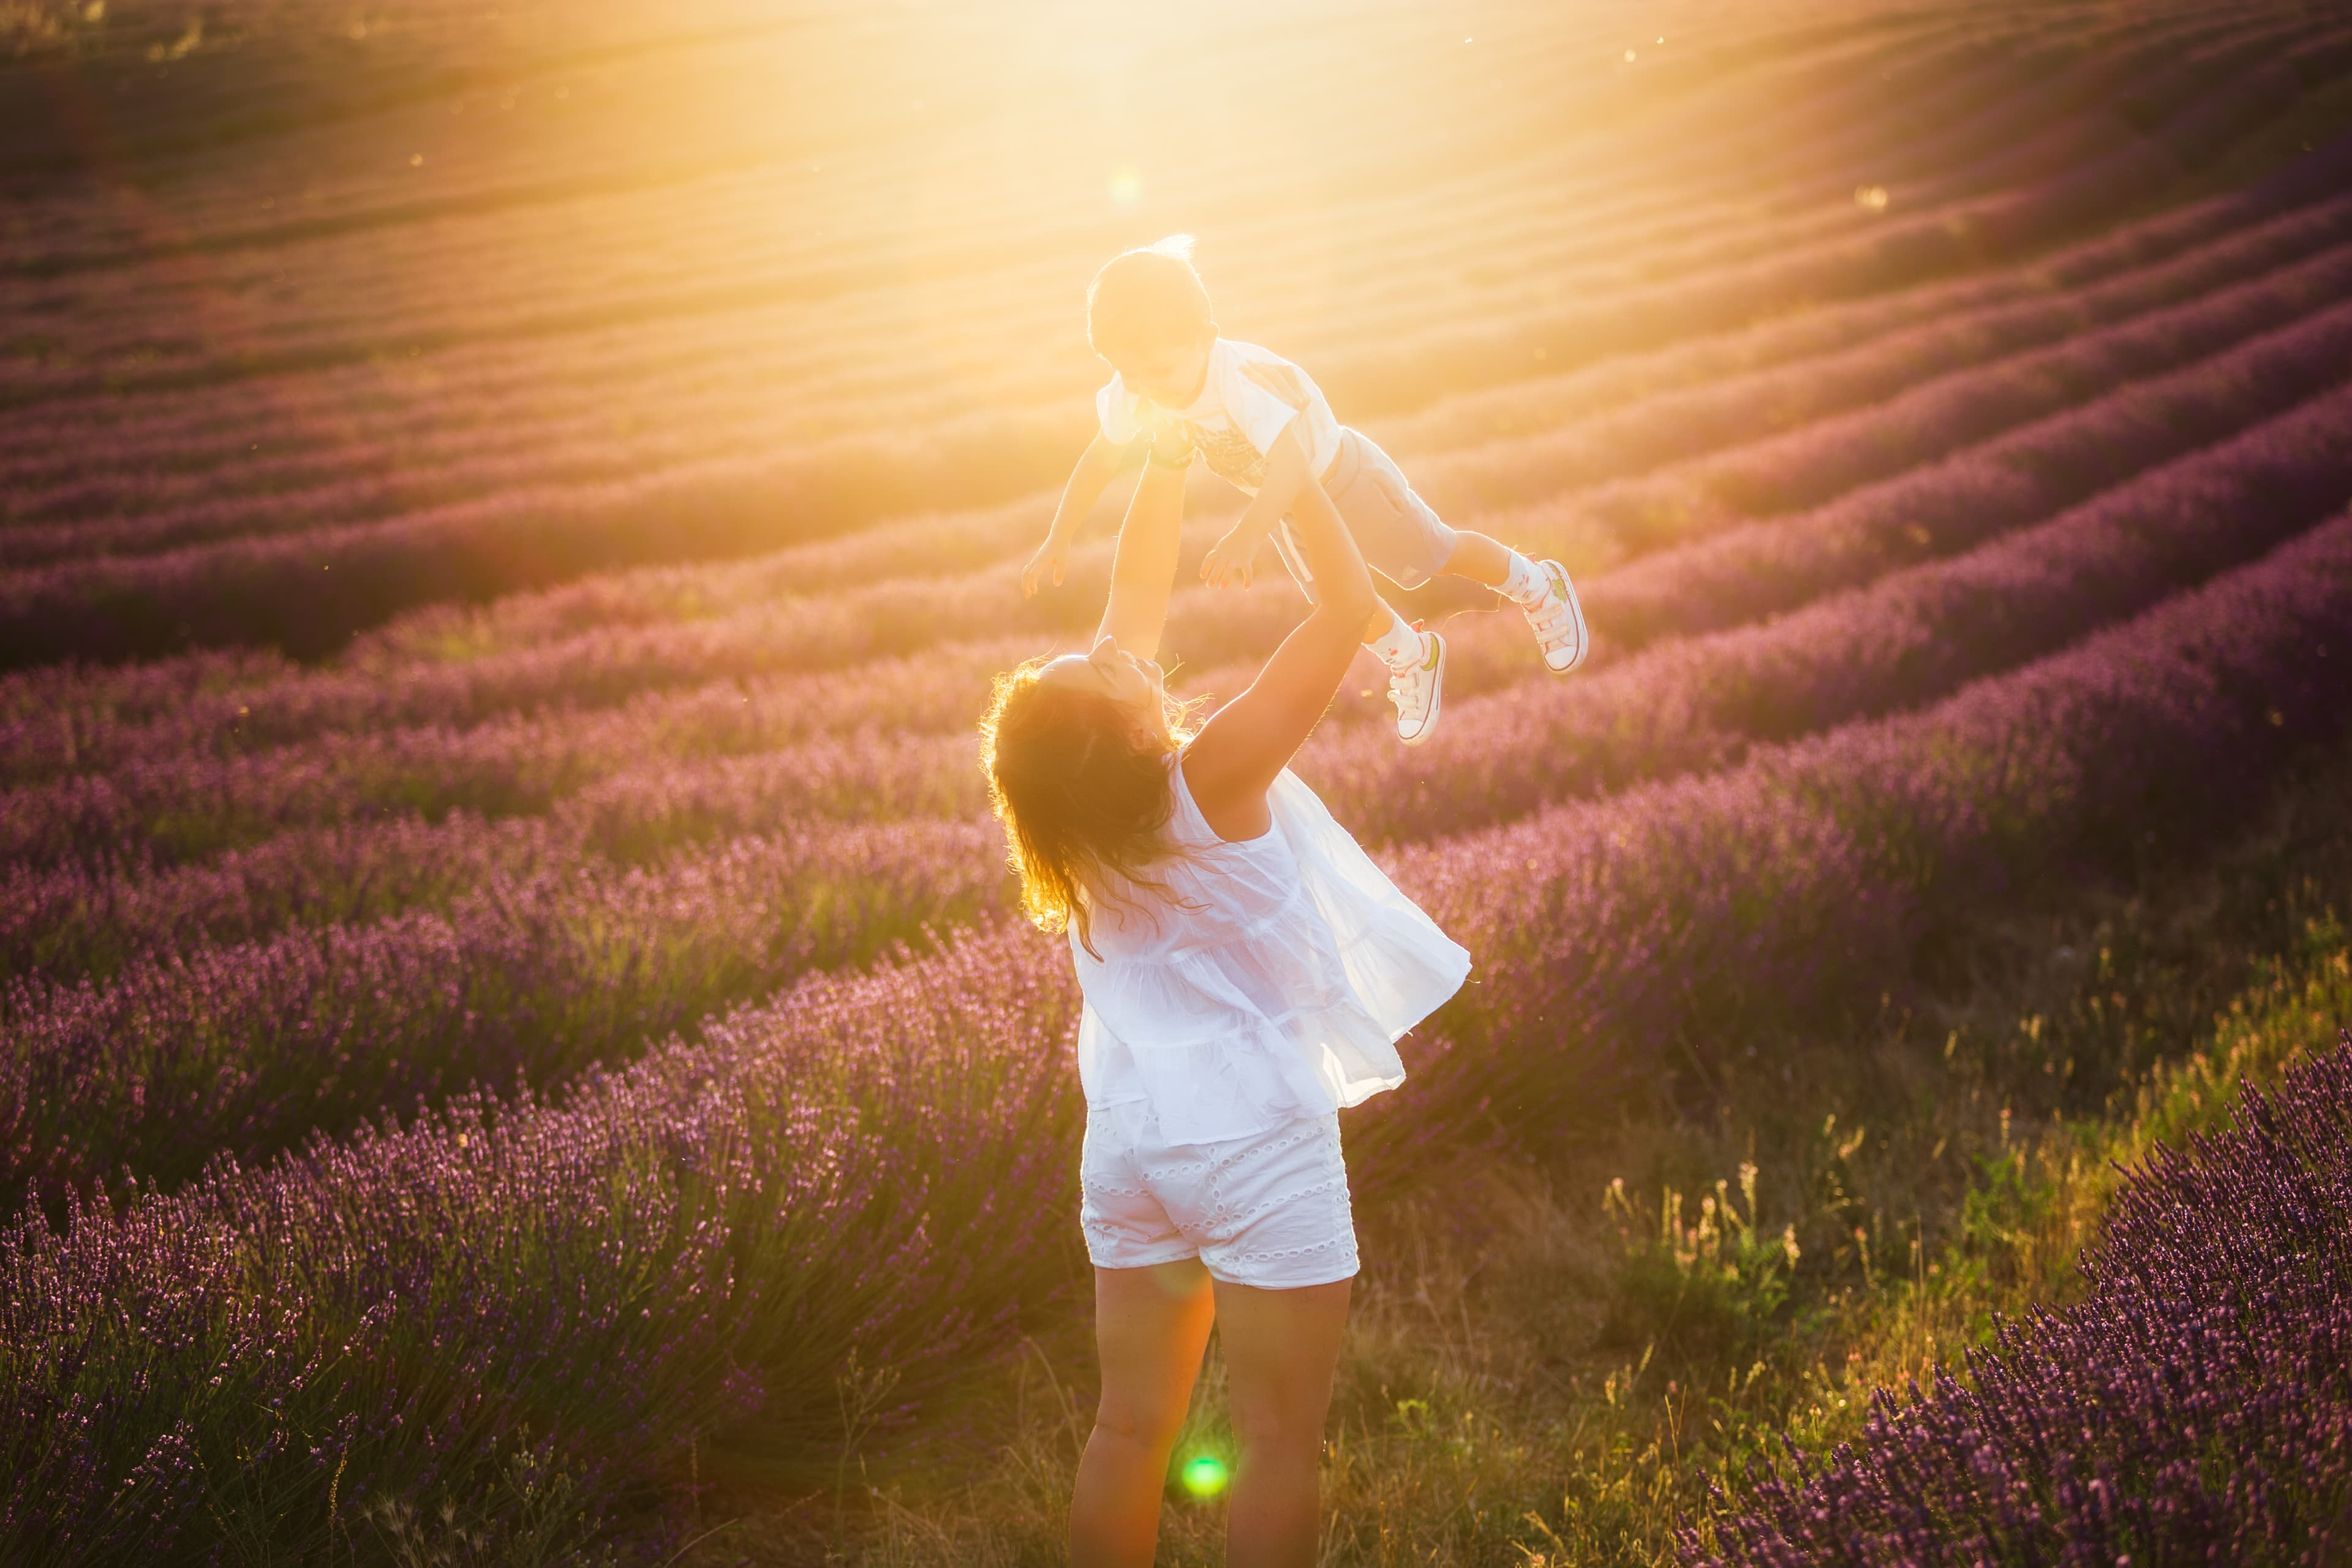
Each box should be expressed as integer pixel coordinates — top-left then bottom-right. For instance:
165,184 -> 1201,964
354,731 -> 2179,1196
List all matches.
983,442 -> 1469,1566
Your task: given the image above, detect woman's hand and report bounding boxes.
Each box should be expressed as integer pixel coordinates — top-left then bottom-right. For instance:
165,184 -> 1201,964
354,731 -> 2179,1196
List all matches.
1199,520 -> 1269,590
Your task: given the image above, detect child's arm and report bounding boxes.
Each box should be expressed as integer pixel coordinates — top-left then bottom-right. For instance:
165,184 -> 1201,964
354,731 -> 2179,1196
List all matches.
1093,437 -> 1193,661
1022,433 -> 1130,598
1198,416 -> 1311,590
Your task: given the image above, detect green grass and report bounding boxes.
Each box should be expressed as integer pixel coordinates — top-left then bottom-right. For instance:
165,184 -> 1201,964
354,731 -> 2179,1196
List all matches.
677,735 -> 2352,1567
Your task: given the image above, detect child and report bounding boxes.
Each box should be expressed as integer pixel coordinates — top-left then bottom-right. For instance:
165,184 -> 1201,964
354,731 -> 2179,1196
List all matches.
1022,234 -> 1588,745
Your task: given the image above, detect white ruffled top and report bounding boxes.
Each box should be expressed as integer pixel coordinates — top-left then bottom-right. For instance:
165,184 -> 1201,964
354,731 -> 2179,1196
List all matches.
1069,751 -> 1471,1145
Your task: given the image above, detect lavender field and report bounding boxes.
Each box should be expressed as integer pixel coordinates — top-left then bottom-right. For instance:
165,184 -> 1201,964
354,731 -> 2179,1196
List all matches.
5,0 -> 2352,1561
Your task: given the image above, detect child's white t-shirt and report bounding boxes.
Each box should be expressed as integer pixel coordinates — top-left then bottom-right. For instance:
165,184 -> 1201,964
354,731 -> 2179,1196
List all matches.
1096,338 -> 1344,494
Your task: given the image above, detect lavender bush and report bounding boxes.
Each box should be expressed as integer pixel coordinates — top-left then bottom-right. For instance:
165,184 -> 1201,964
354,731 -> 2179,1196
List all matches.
0,924 -> 1084,1562
1406,209 -> 2352,527
1683,1033 -> 2352,1568
1373,514 -> 2352,1147
0,816 -> 1002,1211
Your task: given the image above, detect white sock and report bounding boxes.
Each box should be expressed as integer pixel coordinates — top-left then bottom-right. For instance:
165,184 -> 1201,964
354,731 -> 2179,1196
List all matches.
1499,551 -> 1550,606
1367,609 -> 1424,671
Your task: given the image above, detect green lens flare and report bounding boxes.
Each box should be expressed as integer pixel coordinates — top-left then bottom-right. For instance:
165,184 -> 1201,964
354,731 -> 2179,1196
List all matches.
1178,1454 -> 1229,1498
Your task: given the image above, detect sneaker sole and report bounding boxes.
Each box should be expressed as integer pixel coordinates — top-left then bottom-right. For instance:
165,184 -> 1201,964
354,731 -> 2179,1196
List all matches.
1399,631 -> 1446,747
1540,560 -> 1589,674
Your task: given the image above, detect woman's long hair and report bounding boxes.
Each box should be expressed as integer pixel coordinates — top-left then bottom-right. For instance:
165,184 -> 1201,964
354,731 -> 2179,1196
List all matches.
980,657 -> 1197,958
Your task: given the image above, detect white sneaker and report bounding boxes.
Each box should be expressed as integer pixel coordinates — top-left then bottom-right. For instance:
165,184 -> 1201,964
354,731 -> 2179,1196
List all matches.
1386,628 -> 1446,746
1520,558 -> 1589,673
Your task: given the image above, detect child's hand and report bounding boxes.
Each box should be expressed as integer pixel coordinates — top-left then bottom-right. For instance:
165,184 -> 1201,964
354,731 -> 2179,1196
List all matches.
1199,522 -> 1266,590
1022,532 -> 1072,598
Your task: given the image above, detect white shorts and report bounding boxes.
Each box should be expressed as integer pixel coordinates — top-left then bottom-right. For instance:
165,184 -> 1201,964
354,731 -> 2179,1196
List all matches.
1078,1101 -> 1360,1290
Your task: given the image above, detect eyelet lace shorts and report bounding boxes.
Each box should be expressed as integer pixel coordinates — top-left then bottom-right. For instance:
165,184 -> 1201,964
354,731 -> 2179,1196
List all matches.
1079,1100 -> 1359,1289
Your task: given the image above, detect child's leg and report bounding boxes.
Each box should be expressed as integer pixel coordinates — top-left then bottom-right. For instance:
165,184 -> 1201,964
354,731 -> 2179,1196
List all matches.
1314,432 -> 1541,607
1303,444 -> 1449,741
1436,529 -> 1514,589
1365,596 -> 1444,745
1440,529 -> 1562,607
1428,513 -> 1586,675
1280,486 -> 1425,657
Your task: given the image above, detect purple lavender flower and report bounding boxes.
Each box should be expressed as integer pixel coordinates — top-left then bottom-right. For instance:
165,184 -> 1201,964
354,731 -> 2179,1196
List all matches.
1683,1033 -> 2352,1568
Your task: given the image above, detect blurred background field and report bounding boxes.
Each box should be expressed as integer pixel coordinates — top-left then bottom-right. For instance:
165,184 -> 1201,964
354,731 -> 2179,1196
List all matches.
5,0 -> 2352,1561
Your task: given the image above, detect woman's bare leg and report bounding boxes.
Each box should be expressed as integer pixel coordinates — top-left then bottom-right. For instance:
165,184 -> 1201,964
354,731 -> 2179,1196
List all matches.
1212,1276 -> 1353,1568
1069,1259 -> 1217,1568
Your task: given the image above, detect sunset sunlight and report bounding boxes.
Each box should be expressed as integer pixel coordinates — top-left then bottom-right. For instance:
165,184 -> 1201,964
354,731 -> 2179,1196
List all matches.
5,0 -> 2352,1562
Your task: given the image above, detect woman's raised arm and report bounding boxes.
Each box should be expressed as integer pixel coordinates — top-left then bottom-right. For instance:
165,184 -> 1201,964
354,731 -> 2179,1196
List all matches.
1179,446 -> 1379,841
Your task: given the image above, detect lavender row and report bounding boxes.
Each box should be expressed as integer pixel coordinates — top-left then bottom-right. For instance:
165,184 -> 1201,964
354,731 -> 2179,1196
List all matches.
0,507 -> 1071,790
0,608 -> 1577,989
6,502 -> 2348,1562
0,812 -> 574,986
1369,510 -> 2352,1154
1327,38 -> 2352,424
9,399 -> 2349,1217
1406,205 -> 2352,546
15,168 -> 2334,581
5,175 -> 2343,786
0,18 -> 2184,425
0,923 -> 1085,1564
348,209 -> 2352,682
0,814 -> 1003,1212
0,405 -> 1091,666
10,70 -> 2343,671
0,0 -> 715,182
1310,345 -> 2352,842
1684,1035 -> 2352,1568
8,246 -> 2348,883
5,81 -> 2299,570
4,288 -> 2343,1013
1540,231 -> 2352,552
